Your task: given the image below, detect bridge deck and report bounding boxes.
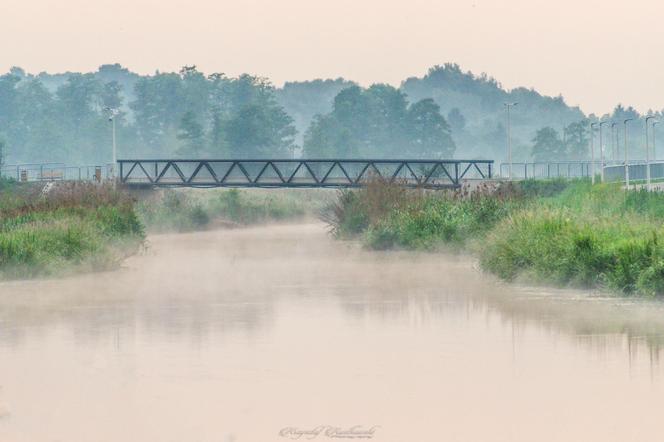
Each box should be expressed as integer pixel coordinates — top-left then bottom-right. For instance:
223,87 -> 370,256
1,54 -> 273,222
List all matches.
118,159 -> 493,189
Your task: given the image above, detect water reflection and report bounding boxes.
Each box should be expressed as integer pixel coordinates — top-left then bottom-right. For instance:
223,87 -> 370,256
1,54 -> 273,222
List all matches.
1,223 -> 664,441
2,224 -> 664,365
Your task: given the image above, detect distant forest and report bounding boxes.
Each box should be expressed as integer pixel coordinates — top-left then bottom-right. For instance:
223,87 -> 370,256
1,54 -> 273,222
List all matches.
0,63 -> 660,166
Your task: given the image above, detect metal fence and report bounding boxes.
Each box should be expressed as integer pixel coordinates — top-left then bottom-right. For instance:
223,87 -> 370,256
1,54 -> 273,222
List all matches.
499,161 -> 638,179
500,160 -> 654,179
0,163 -> 113,182
604,162 -> 664,183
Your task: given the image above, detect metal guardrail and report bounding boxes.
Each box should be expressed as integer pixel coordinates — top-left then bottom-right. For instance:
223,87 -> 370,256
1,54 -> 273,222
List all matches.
499,161 -> 639,179
0,164 -> 113,182
118,159 -> 494,189
604,162 -> 664,183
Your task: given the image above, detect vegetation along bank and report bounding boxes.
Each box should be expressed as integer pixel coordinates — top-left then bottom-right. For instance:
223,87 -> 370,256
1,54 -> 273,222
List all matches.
0,180 -> 326,280
325,178 -> 664,297
0,179 -> 144,279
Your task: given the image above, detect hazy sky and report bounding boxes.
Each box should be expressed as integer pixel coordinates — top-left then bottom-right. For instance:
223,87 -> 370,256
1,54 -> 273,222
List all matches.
2,0 -> 663,115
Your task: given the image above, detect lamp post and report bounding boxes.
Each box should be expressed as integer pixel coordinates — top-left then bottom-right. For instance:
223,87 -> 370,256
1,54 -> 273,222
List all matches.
599,121 -> 610,182
105,107 -> 120,180
654,121 -> 659,162
590,122 -> 598,184
504,102 -> 518,179
611,122 -> 617,161
645,116 -> 658,188
624,118 -> 633,188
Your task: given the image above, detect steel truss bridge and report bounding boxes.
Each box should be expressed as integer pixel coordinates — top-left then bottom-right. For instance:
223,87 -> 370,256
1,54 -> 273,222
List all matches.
118,159 -> 494,189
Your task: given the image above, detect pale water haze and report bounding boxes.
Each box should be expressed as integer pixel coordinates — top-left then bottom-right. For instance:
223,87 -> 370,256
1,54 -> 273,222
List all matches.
2,0 -> 664,115
1,224 -> 664,441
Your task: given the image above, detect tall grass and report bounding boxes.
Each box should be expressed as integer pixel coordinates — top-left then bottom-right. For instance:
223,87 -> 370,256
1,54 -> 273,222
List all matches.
324,178 -> 664,297
324,178 -> 525,249
0,181 -> 144,279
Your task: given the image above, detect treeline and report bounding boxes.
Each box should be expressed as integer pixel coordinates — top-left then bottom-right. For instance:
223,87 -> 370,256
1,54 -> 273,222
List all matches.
0,65 -> 297,164
0,65 -> 457,164
303,85 -> 455,158
1,62 -> 661,166
530,104 -> 659,162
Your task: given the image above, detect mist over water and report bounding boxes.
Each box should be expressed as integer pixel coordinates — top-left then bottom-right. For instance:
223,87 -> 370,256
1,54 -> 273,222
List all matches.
1,223 -> 664,441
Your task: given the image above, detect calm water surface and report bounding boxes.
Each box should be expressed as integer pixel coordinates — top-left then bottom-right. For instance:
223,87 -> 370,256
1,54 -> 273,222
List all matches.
1,223 -> 664,442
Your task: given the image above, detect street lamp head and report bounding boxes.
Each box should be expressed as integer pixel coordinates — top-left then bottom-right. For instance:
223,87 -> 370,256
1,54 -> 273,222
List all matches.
504,102 -> 518,107
104,107 -> 120,120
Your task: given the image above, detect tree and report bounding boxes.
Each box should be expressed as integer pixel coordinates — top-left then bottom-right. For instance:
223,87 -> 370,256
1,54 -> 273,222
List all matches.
303,114 -> 353,158
406,99 -> 455,158
532,127 -> 565,161
275,78 -> 355,145
0,73 -> 20,137
225,104 -> 296,158
0,137 -> 5,168
563,120 -> 589,160
101,81 -> 123,110
447,108 -> 466,133
177,111 -> 205,155
303,85 -> 455,159
131,72 -> 184,149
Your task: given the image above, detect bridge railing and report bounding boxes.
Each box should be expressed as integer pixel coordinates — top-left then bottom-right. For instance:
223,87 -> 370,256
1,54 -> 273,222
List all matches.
118,159 -> 494,189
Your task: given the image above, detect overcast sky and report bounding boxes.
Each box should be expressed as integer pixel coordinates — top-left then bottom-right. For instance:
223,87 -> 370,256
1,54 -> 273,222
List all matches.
2,0 -> 663,115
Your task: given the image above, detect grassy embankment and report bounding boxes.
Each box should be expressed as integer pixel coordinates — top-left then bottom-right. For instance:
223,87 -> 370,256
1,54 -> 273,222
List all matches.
0,179 -> 144,279
0,181 -> 327,279
325,178 -> 664,297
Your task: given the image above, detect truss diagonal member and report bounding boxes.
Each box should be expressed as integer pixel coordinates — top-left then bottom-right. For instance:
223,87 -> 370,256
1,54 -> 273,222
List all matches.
269,161 -> 287,183
404,162 -> 422,184
336,162 -> 354,183
188,161 -> 219,184
422,163 -> 440,184
286,162 -> 303,183
122,161 -> 139,182
171,162 -> 188,183
136,162 -> 154,183
458,162 -> 474,181
253,161 -> 271,183
390,163 -> 405,180
354,162 -> 372,183
220,161 -> 239,183
320,162 -> 336,182
472,162 -> 486,179
236,162 -> 254,183
156,161 -> 186,183
435,164 -> 455,184
303,162 -> 321,184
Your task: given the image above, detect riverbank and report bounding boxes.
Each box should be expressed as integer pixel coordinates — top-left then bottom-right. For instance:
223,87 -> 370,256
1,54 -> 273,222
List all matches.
0,179 -> 144,279
325,179 -> 664,297
0,182 -> 329,279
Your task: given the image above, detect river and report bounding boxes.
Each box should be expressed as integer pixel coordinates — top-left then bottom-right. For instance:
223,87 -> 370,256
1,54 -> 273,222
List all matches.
1,223 -> 663,442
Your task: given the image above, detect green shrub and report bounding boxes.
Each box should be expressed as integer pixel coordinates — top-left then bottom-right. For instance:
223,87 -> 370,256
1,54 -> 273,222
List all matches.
0,182 -> 145,279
